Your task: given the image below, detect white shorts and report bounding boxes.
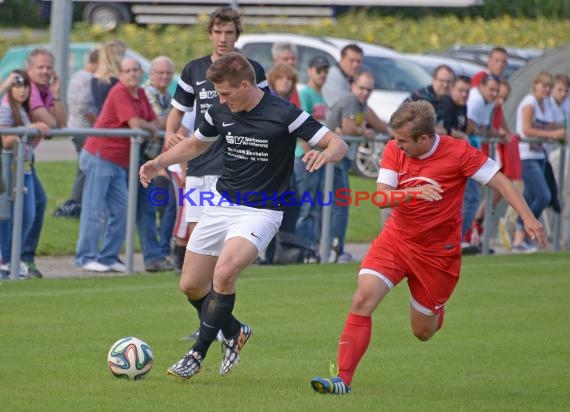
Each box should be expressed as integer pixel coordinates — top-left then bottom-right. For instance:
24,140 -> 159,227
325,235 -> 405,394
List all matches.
184,175 -> 219,223
187,202 -> 283,257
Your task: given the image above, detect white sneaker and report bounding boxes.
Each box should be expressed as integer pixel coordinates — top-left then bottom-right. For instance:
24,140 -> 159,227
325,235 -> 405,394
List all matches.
1,262 -> 29,279
81,261 -> 110,272
108,261 -> 126,272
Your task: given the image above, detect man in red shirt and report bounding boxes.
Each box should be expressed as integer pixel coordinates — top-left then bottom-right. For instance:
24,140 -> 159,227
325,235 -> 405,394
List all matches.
76,57 -> 159,272
310,100 -> 546,395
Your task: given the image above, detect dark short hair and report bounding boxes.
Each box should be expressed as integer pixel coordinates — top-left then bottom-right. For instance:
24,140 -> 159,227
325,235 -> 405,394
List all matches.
432,64 -> 455,80
340,44 -> 363,58
481,74 -> 500,86
207,6 -> 242,37
453,75 -> 471,85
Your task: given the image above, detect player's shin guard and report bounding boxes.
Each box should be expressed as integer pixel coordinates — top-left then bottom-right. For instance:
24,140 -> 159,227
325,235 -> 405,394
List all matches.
193,290 -> 235,357
337,312 -> 372,387
188,294 -> 240,339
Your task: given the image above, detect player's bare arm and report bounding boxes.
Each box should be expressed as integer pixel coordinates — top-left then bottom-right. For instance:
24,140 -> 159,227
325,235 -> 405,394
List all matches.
164,108 -> 186,148
302,131 -> 348,172
140,135 -> 212,188
375,182 -> 443,208
486,172 -> 548,246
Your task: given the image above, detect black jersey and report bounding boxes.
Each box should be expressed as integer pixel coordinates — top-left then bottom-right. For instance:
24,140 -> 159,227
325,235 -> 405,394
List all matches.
172,55 -> 268,177
195,93 -> 329,210
440,95 -> 468,134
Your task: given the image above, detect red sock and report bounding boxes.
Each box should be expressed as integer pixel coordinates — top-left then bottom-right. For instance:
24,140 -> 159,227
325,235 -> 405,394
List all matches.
337,312 -> 372,386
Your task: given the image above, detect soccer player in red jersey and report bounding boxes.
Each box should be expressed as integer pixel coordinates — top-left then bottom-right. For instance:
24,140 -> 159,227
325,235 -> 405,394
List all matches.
310,100 -> 547,395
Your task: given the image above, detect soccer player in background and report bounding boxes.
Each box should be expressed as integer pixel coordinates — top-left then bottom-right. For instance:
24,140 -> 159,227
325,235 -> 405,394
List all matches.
140,52 -> 347,381
310,100 -> 547,395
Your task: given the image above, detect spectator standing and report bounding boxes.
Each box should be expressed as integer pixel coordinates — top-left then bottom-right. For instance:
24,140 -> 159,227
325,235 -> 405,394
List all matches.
513,71 -> 565,252
54,47 -> 100,219
271,42 -> 300,107
322,43 -> 386,135
404,64 -> 455,130
0,70 -> 50,279
267,63 -> 298,104
76,57 -> 159,272
91,40 -> 126,114
440,75 -> 472,140
325,71 -> 389,263
322,44 -> 363,108
462,75 -> 504,250
295,56 -> 330,259
24,48 -> 67,277
139,55 -> 177,272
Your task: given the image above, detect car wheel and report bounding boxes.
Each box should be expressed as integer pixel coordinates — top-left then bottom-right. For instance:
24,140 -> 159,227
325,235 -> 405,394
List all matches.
85,3 -> 130,31
351,141 -> 385,179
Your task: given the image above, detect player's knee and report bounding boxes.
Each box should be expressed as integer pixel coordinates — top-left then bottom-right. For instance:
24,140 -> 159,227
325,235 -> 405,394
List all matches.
412,325 -> 436,342
213,262 -> 239,290
350,290 -> 375,314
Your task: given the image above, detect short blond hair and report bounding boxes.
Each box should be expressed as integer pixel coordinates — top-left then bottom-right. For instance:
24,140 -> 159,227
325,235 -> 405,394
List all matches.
389,100 -> 435,141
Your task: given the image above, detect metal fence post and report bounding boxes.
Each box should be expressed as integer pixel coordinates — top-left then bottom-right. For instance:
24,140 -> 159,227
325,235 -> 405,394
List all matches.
554,140 -> 567,251
481,138 -> 496,256
10,134 -> 27,280
319,162 -> 334,262
125,135 -> 143,275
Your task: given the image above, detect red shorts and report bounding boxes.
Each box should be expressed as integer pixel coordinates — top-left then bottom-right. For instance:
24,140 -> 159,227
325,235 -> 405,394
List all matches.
360,232 -> 461,315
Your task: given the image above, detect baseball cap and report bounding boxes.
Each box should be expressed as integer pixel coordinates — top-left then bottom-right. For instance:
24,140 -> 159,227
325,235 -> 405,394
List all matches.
308,56 -> 330,69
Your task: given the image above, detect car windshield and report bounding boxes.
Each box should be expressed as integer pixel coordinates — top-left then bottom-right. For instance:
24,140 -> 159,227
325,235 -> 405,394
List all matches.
362,56 -> 431,92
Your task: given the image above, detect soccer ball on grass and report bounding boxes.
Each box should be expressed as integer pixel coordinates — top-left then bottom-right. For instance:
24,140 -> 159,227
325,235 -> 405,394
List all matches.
107,337 -> 154,380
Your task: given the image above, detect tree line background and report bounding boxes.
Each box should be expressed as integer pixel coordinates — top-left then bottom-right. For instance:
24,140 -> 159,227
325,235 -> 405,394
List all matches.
1,0 -> 570,26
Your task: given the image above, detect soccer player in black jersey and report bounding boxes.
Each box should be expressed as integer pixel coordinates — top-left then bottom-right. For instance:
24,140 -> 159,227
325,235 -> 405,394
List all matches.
164,6 -> 269,341
140,52 -> 348,381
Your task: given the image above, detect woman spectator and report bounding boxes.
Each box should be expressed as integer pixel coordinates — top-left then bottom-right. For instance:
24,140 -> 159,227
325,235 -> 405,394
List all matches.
0,70 -> 49,279
267,63 -> 299,107
513,71 -> 565,252
92,39 -> 126,113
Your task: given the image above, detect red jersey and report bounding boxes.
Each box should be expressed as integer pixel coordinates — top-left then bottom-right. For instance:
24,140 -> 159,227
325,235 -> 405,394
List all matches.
84,82 -> 156,168
378,135 -> 499,252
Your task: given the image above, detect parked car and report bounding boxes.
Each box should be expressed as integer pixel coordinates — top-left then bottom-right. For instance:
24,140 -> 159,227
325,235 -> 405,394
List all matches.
236,33 -> 432,178
404,53 -> 485,78
0,43 -> 178,95
440,44 -> 547,78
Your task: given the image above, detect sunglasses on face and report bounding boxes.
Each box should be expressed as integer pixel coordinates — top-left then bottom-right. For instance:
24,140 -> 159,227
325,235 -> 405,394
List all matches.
316,67 -> 329,75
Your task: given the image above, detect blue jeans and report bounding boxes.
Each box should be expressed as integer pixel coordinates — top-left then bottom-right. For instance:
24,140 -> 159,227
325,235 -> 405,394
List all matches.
136,174 -> 175,266
75,150 -> 128,267
461,178 -> 480,238
517,159 -> 551,230
21,168 -> 46,263
326,157 -> 352,256
294,157 -> 323,251
0,173 -> 36,264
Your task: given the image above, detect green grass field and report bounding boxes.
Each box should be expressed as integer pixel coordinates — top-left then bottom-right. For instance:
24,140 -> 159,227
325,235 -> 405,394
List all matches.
35,160 -> 379,256
1,253 -> 569,411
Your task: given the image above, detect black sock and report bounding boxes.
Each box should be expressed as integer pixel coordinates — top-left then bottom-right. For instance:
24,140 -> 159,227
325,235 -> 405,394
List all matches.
193,290 -> 235,357
188,295 -> 207,314
188,294 -> 240,338
174,245 -> 186,271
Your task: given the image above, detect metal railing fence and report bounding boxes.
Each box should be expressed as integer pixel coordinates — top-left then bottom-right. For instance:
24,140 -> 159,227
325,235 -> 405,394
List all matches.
0,127 -> 567,280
